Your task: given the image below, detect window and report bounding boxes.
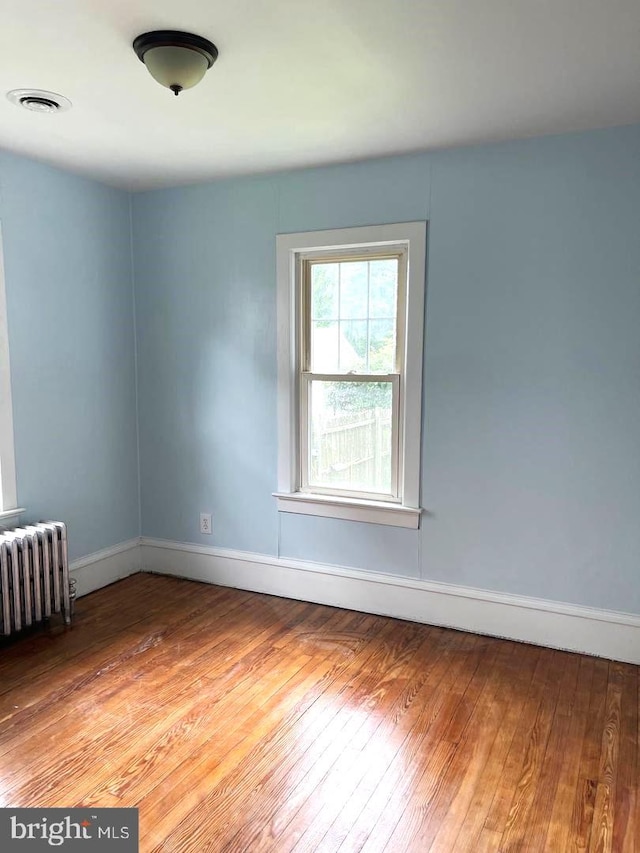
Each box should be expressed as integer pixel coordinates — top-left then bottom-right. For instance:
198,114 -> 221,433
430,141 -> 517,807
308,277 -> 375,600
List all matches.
302,252 -> 403,501
0,223 -> 20,522
275,222 -> 426,528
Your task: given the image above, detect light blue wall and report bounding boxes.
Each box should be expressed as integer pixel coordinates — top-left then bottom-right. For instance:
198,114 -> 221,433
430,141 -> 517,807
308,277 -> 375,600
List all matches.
133,176 -> 279,556
423,129 -> 640,611
0,152 -> 139,561
130,124 -> 639,615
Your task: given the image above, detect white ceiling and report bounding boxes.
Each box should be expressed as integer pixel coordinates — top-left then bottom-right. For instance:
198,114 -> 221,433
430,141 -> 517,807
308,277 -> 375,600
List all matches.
1,0 -> 639,191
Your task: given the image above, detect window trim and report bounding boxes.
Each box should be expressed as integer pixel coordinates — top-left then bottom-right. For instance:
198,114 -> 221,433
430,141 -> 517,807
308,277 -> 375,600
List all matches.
0,223 -> 21,523
275,222 -> 426,528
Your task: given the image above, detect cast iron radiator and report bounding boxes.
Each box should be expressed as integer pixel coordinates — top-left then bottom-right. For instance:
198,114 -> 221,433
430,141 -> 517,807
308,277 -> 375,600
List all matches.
0,521 -> 73,636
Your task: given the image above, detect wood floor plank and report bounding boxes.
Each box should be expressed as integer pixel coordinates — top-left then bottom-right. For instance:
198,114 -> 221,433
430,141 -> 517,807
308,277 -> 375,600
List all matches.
105,608 -> 372,816
423,637 -> 524,852
512,651 -> 583,852
476,827 -> 505,852
611,663 -> 638,853
2,592 -> 284,795
569,657 -> 611,850
81,601 -> 327,805
135,608 -> 376,848
588,662 -> 624,853
494,650 -> 573,852
0,574 -> 637,852
374,637 -> 508,853
274,625 -> 449,853
481,647 -> 568,842
33,605 -> 324,805
543,654 -> 597,852
636,674 -> 640,853
434,641 -> 542,853
309,629 -> 463,853
0,577 -> 239,718
0,584 -> 252,751
341,634 -> 488,853
146,614 -> 417,852
230,626 -> 453,853
0,574 -> 195,688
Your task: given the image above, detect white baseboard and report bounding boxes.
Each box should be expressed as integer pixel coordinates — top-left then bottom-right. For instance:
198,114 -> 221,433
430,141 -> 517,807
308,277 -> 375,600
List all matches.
70,538 -> 141,598
140,537 -> 640,665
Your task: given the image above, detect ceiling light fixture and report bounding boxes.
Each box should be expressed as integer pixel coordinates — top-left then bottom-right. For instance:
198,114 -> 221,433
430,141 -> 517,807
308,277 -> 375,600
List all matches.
133,30 -> 218,96
7,89 -> 72,113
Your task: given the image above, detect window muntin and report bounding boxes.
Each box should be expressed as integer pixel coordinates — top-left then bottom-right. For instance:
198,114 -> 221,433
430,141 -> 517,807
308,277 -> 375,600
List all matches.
299,249 -> 406,502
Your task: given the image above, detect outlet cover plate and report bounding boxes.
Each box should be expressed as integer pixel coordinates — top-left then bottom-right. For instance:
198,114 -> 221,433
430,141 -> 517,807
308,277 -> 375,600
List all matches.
200,512 -> 212,535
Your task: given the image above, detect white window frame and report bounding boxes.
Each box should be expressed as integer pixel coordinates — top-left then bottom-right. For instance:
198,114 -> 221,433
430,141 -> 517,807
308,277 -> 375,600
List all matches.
0,223 -> 22,525
274,222 -> 426,529
299,246 -> 406,503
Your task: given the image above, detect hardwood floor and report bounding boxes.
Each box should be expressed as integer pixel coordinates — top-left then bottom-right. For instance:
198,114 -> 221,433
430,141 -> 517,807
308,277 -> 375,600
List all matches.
0,573 -> 637,852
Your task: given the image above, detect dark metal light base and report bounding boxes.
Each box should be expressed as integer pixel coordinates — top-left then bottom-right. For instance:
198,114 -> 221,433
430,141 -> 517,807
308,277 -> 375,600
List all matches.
133,30 -> 219,68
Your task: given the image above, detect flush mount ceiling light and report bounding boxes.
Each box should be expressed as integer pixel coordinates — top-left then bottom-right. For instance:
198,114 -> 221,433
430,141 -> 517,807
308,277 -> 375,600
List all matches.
133,30 -> 218,96
6,89 -> 72,113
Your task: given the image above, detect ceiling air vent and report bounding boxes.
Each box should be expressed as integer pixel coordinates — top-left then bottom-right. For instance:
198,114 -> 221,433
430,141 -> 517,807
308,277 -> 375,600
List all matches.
6,89 -> 72,113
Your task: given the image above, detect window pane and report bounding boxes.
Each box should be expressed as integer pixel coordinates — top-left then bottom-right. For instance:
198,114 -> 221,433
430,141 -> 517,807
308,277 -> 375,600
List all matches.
311,264 -> 339,320
368,319 -> 396,373
340,320 -> 367,372
309,380 -> 393,495
369,259 -> 398,319
307,255 -> 399,374
311,321 -> 339,372
339,261 -> 368,319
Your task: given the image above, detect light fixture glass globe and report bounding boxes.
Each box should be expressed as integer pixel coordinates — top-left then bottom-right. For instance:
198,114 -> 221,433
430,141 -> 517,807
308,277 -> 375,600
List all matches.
133,31 -> 218,96
143,46 -> 209,93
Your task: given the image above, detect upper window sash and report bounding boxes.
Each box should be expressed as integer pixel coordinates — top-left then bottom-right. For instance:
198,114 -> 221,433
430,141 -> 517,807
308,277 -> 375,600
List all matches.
300,247 -> 407,377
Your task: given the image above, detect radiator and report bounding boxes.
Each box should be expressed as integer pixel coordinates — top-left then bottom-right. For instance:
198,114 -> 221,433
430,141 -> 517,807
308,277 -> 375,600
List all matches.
0,521 -> 73,636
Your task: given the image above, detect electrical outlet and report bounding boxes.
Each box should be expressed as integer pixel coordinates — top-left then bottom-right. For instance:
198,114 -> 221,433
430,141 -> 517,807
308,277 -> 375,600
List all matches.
200,513 -> 212,535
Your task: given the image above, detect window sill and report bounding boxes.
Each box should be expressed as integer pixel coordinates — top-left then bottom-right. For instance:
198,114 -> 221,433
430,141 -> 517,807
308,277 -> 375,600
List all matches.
273,492 -> 421,529
0,507 -> 26,529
